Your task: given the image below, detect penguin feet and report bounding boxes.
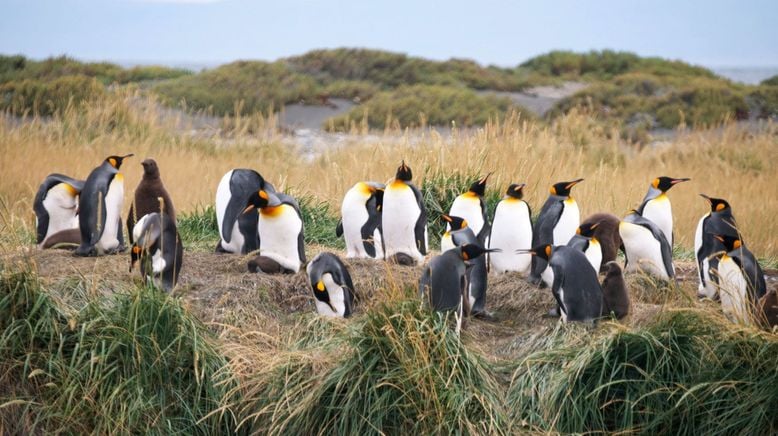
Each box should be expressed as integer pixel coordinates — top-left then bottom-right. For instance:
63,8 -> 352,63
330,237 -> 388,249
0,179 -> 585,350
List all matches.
215,241 -> 230,253
248,256 -> 294,274
472,310 -> 497,322
74,244 -> 97,257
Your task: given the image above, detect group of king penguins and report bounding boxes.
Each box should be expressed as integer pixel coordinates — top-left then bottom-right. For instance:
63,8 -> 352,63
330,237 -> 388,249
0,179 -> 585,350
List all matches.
33,156 -> 775,330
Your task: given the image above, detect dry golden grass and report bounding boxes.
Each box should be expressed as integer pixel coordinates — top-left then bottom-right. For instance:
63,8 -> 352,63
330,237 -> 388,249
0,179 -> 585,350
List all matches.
1,90 -> 777,258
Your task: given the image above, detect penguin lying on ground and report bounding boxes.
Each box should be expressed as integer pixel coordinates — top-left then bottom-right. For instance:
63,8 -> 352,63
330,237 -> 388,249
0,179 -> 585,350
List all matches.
130,212 -> 183,292
243,189 -> 306,274
419,244 -> 497,334
127,158 -> 176,244
601,261 -> 630,320
336,181 -> 385,259
215,168 -> 276,254
75,154 -> 133,256
34,173 -> 84,249
489,183 -> 533,275
637,176 -> 689,246
711,234 -> 767,324
695,194 -> 739,299
529,179 -> 583,286
446,173 -> 491,244
568,221 -> 603,274
307,252 -> 355,318
382,161 -> 427,265
620,209 -> 674,280
440,215 -> 492,319
579,213 -> 622,271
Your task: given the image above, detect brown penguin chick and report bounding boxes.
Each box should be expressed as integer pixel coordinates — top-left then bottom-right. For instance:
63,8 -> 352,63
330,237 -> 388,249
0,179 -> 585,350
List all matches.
581,212 -> 622,271
126,158 -> 176,243
248,255 -> 295,274
757,287 -> 778,330
601,261 -> 630,320
42,228 -> 82,249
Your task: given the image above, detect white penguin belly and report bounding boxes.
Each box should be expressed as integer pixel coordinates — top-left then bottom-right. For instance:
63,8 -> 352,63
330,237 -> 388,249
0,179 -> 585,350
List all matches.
620,222 -> 669,280
441,233 -> 455,252
489,200 -> 532,274
341,192 -> 371,258
321,273 -> 347,317
97,175 -> 124,253
41,183 -> 79,246
448,195 -> 484,235
554,199 -> 579,245
694,214 -> 705,291
585,240 -> 602,273
717,257 -> 750,324
541,265 -> 554,288
373,228 -> 384,259
151,248 -> 167,274
643,196 -> 673,246
259,205 -> 303,272
382,182 -> 424,262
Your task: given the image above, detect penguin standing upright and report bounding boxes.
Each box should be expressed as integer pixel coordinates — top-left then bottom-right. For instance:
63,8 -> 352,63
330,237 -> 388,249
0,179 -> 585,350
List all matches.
567,221 -> 603,273
579,213 -> 622,270
215,169 -> 276,254
130,212 -> 183,292
637,176 -> 689,246
127,158 -> 176,244
243,189 -> 306,274
33,173 -> 84,249
489,183 -> 533,274
711,234 -> 767,324
440,215 -> 492,318
529,179 -> 584,286
445,174 -> 491,244
419,244 -> 496,333
306,252 -> 356,318
601,261 -> 630,319
75,154 -> 133,256
336,181 -> 385,259
619,210 -> 674,280
524,244 -> 603,323
382,161 -> 427,265
695,194 -> 739,299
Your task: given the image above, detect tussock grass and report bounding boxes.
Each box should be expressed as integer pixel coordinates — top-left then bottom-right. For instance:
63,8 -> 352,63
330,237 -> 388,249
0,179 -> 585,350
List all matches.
177,204 -> 218,251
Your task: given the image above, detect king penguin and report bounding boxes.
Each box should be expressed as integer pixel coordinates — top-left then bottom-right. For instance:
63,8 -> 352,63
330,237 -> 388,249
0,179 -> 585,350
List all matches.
637,176 -> 689,246
695,194 -> 739,299
711,234 -> 767,324
307,252 -> 356,318
336,181 -> 385,259
601,261 -> 630,320
529,178 -> 584,286
34,173 -> 84,249
419,244 -> 497,334
127,158 -> 176,244
215,169 -> 276,254
243,189 -> 306,274
619,209 -> 674,280
439,215 -> 492,318
382,161 -> 428,265
445,173 -> 491,244
567,221 -> 603,274
489,183 -> 533,275
130,212 -> 183,292
524,244 -> 603,323
75,154 -> 133,256
579,213 -> 622,271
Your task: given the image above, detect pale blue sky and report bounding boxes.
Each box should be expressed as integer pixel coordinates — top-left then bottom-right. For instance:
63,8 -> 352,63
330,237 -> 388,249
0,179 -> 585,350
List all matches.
1,0 -> 776,68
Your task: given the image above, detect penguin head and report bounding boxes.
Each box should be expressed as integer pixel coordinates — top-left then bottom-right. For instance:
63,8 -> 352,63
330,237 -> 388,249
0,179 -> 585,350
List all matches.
105,154 -> 134,169
468,173 -> 492,197
242,189 -> 282,213
713,234 -> 742,253
141,158 -> 160,178
699,194 -> 731,213
550,179 -> 583,197
395,160 -> 413,181
441,214 -> 468,230
576,221 -> 600,238
459,244 -> 499,261
652,176 -> 690,192
129,245 -> 142,272
518,244 -> 553,262
506,183 -> 526,199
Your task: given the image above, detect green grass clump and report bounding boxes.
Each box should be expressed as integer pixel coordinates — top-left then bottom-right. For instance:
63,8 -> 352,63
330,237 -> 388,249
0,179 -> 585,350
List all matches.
508,310 -> 778,434
0,264 -> 237,434
0,74 -> 105,116
749,85 -> 778,119
232,298 -> 506,434
177,204 -> 219,251
297,194 -> 344,249
761,75 -> 778,86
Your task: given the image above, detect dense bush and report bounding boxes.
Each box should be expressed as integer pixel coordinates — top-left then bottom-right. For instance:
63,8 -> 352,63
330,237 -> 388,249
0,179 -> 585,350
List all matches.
0,74 -> 105,115
761,75 -> 778,86
749,85 -> 778,119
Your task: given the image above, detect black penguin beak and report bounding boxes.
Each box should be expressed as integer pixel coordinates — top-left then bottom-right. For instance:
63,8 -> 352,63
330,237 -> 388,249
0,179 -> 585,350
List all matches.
122,153 -> 134,159
565,178 -> 584,190
699,193 -> 712,204
671,178 -> 690,185
479,172 -> 494,185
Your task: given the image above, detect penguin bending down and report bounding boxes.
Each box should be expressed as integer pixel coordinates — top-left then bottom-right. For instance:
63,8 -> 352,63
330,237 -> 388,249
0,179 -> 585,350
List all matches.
619,210 -> 674,280
336,181 -> 385,259
567,221 -> 603,273
75,154 -> 133,256
127,158 -> 176,244
33,173 -> 84,249
419,244 -> 497,334
440,215 -> 491,318
130,212 -> 183,292
382,161 -> 428,265
445,173 -> 491,244
489,183 -> 533,275
523,244 -> 603,323
601,261 -> 630,320
215,169 -> 276,254
695,194 -> 739,299
529,179 -> 583,286
243,189 -> 306,274
711,234 -> 767,324
579,213 -> 622,271
637,176 -> 689,246
307,252 -> 355,318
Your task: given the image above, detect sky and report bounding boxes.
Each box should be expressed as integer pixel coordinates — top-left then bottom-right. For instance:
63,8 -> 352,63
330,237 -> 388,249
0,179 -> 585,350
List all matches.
1,0 -> 777,69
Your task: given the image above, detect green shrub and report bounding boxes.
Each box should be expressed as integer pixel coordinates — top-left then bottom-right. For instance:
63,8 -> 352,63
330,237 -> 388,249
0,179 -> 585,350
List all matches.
761,75 -> 778,86
113,65 -> 191,84
321,79 -> 380,101
749,85 -> 778,119
297,194 -> 344,249
0,74 -> 105,116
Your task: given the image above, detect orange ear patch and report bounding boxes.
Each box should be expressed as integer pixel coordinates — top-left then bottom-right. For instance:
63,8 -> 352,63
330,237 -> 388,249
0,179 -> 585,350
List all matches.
715,203 -> 726,212
259,190 -> 269,200
734,239 -> 742,249
545,245 -> 552,257
109,158 -> 117,168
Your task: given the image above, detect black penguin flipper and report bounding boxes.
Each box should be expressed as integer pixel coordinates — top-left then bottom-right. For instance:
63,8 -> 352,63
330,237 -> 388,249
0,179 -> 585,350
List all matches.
550,269 -> 567,316
655,228 -> 675,279
34,205 -> 49,244
567,235 -> 590,252
360,193 -> 382,258
335,219 -> 343,237
297,228 -> 306,264
127,204 -> 136,244
530,198 -> 563,278
223,170 -> 266,244
410,183 -> 428,255
82,172 -> 113,248
116,216 -> 125,250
